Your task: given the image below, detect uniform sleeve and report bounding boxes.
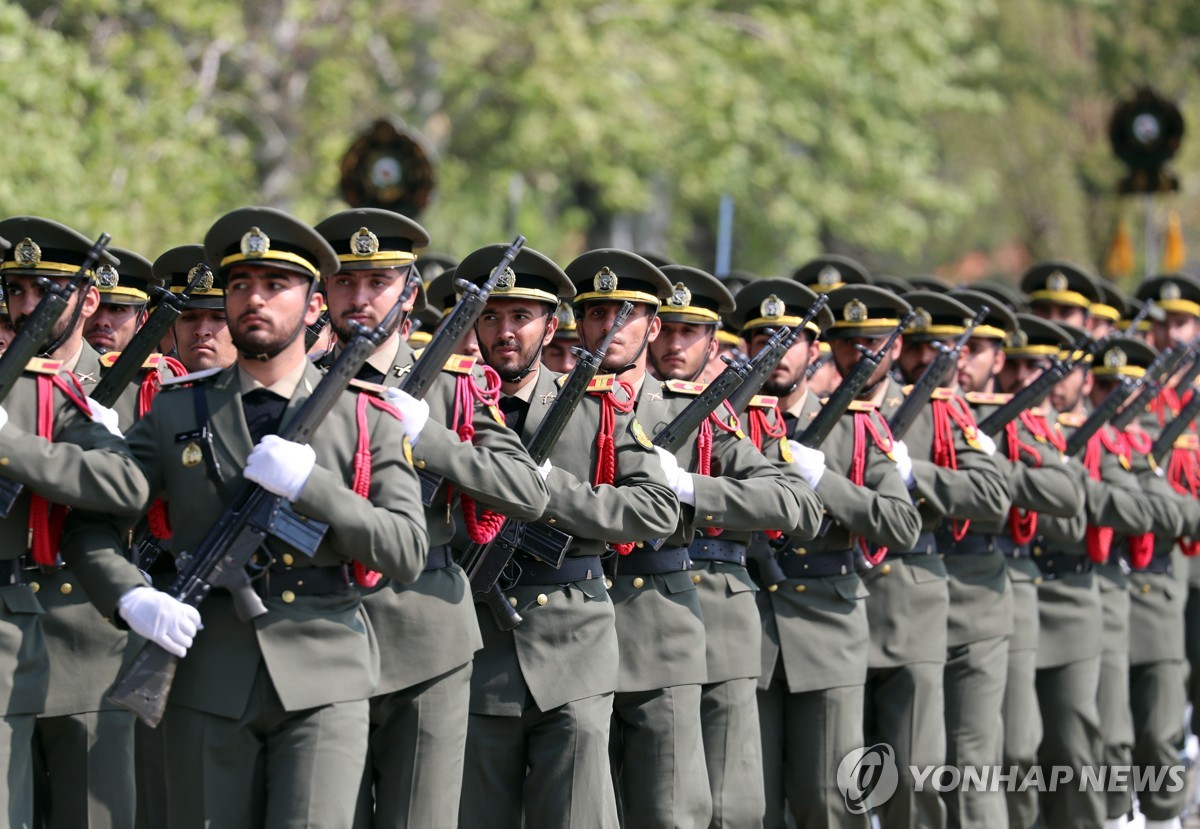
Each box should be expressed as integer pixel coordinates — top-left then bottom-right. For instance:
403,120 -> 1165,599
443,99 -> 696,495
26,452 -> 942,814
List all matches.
908,436 -> 1011,522
997,437 -> 1083,518
1079,452 -> 1153,535
295,406 -> 428,584
816,433 -> 922,550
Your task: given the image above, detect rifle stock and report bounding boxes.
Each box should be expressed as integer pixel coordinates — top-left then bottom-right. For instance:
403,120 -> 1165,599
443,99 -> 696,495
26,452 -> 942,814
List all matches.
976,333 -> 1098,438
725,294 -> 830,416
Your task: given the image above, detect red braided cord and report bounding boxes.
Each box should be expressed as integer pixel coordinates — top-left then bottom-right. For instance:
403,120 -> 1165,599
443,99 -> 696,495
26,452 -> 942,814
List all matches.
1082,431 -> 1113,563
1005,420 -> 1041,544
747,405 -> 786,452
450,369 -> 506,544
596,383 -> 636,555
28,375 -> 90,566
346,394 -> 404,587
852,411 -> 895,566
931,399 -> 970,541
140,358 -> 187,541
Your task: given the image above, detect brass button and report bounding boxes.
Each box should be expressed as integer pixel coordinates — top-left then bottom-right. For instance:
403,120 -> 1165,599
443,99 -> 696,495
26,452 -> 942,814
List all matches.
0,458 -> 9,466
536,593 -> 548,606
705,515 -> 714,521
605,578 -> 613,589
509,596 -> 519,607
281,590 -> 296,603
1141,583 -> 1152,594
916,497 -> 927,506
59,582 -> 73,595
767,584 -> 778,592
29,582 -> 39,593
281,553 -> 295,567
880,563 -> 892,575
548,517 -> 557,525
633,577 -> 645,589
794,583 -> 806,593
1034,577 -> 1044,586
415,460 -> 426,469
795,547 -> 807,556
1032,546 -> 1043,557
692,574 -> 702,584
636,542 -> 644,549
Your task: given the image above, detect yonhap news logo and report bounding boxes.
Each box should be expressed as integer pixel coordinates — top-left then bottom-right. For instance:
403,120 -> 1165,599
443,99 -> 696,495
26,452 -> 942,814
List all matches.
837,743 -> 899,814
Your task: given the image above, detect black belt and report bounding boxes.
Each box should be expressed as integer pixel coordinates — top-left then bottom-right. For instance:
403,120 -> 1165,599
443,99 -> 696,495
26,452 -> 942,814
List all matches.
1130,554 -> 1173,576
424,544 -> 452,572
993,536 -> 1030,559
891,531 -> 936,557
1034,551 -> 1092,578
688,538 -> 747,566
936,531 -> 995,556
513,555 -> 604,585
778,549 -> 856,579
604,546 -> 691,577
259,565 -> 350,598
20,554 -> 63,574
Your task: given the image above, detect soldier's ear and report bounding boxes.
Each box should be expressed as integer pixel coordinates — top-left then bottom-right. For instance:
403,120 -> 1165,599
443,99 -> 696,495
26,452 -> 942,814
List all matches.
80,284 -> 101,320
646,313 -> 661,342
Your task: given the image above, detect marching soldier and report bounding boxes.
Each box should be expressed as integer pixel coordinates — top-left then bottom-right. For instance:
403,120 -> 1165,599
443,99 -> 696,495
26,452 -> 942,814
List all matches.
61,206 -> 429,828
1019,262 -> 1101,330
83,246 -> 154,356
313,211 -> 551,827
790,254 -> 873,293
462,244 -> 679,829
873,290 -> 1010,829
633,262 -> 824,827
542,301 -> 580,373
0,217 -> 151,828
742,278 -> 921,828
154,245 -> 237,374
426,268 -> 482,359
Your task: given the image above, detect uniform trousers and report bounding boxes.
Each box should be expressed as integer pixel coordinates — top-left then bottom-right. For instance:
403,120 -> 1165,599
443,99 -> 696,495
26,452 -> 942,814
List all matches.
700,677 -> 764,828
353,661 -> 471,828
32,710 -> 134,829
0,714 -> 34,829
461,693 -> 619,829
1096,569 -> 1133,821
1003,576 -> 1041,829
942,634 -> 1009,829
1035,657 -> 1104,827
1186,586 -> 1200,736
1129,659 -> 1188,822
758,672 -> 870,829
162,667 -> 369,829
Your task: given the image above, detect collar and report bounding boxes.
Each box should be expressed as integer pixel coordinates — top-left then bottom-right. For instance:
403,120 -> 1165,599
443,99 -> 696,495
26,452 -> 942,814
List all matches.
237,358 -> 308,399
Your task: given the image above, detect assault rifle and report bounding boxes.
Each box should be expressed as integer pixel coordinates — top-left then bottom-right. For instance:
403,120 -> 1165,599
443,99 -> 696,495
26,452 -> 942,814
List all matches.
724,294 -> 829,416
1150,382 -> 1200,464
1068,346 -> 1175,455
975,333 -> 1098,438
107,290 -> 415,727
406,236 -> 526,506
304,309 -> 330,353
461,302 -> 632,631
1109,344 -> 1179,432
0,233 -> 111,517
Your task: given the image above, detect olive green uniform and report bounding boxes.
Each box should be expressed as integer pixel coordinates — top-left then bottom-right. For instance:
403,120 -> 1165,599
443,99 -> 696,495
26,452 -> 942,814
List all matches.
867,383 -> 1009,829
62,362 -> 428,829
346,339 -> 548,828
461,366 -> 679,829
757,389 -> 921,829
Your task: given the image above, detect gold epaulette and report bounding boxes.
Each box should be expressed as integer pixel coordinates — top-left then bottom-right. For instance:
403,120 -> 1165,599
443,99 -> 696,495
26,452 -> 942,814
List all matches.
24,358 -> 63,376
1057,412 -> 1086,428
846,400 -> 876,412
1175,434 -> 1200,450
931,388 -> 954,401
1030,407 -> 1048,417
348,378 -> 389,396
965,392 -> 1011,405
159,366 -> 223,388
586,375 -> 616,393
442,354 -> 476,374
99,352 -> 164,370
902,383 -> 913,394
748,394 -> 778,409
664,379 -> 707,396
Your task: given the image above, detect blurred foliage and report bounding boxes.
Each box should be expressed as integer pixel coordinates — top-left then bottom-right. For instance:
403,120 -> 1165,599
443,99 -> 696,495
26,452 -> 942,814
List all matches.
0,0 -> 1198,282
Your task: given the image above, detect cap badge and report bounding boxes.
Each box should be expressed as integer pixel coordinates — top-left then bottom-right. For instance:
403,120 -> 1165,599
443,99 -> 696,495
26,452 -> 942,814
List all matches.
494,266 -> 517,290
761,294 -> 786,319
555,301 -> 575,329
912,307 -> 932,330
818,266 -> 841,288
1162,281 -> 1182,302
844,299 -> 868,323
1104,347 -> 1128,369
188,263 -> 214,292
350,227 -> 380,257
95,264 -> 119,289
1008,330 -> 1029,348
594,267 -> 618,294
1047,270 -> 1069,292
14,237 -> 41,267
668,282 -> 691,308
240,227 -> 271,259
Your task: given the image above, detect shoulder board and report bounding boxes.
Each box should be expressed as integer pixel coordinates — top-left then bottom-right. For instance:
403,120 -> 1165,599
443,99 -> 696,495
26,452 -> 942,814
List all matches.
24,357 -> 63,376
1175,434 -> 1200,450
442,354 -> 476,374
1057,412 -> 1086,428
159,366 -> 223,388
965,392 -> 1011,405
99,351 -> 163,369
1029,407 -> 1048,417
902,384 -> 914,395
412,347 -> 425,360
749,394 -> 778,409
846,400 -> 876,412
931,387 -> 954,400
664,379 -> 707,396
586,375 -> 615,393
348,378 -> 389,396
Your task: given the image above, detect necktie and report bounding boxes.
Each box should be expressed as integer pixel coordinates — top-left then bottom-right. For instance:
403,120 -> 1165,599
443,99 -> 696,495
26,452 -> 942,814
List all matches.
357,364 -> 386,385
243,388 -> 288,445
498,395 -> 529,432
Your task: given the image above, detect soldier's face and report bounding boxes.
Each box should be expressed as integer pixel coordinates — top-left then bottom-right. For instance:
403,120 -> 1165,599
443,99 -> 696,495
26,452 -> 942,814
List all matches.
542,337 -> 578,373
0,315 -> 13,355
1030,301 -> 1087,329
997,356 -> 1051,395
577,301 -> 660,373
1049,364 -> 1091,413
173,308 -> 236,372
85,302 -> 143,353
225,265 -> 320,356
747,330 -> 817,396
4,275 -> 99,349
898,339 -> 958,387
476,299 -> 556,382
324,267 -> 413,344
648,321 -> 715,381
958,338 -> 1003,393
1151,312 -> 1199,351
829,333 -> 900,391
1086,315 -> 1114,340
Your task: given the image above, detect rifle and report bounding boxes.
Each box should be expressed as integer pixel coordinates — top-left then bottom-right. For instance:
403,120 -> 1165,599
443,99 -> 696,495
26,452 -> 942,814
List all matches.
91,264 -> 210,407
1149,380 -> 1200,464
107,290 -> 415,727
724,294 -> 829,416
461,302 -> 633,631
1110,345 -> 1178,432
1170,338 -> 1200,396
804,351 -> 831,381
405,236 -> 526,506
0,233 -> 111,518
304,309 -> 330,352
975,333 -> 1098,438
795,314 -> 913,449
887,306 -> 988,441
1063,379 -> 1139,458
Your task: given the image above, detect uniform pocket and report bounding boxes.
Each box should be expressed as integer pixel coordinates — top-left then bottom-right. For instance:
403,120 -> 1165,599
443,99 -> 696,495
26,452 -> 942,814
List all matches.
0,585 -> 44,615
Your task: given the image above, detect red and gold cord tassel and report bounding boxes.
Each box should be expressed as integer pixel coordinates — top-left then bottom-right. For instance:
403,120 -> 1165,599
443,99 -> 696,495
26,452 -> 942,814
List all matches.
596,383 -> 636,555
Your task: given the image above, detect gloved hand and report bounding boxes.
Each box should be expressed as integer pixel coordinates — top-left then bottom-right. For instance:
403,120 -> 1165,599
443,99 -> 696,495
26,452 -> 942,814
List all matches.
974,431 -> 997,457
118,587 -> 202,658
787,440 -> 826,489
537,459 -> 552,482
85,397 -> 122,437
891,439 -> 915,488
383,387 -> 430,445
0,403 -> 8,433
654,446 -> 695,506
244,435 -> 316,501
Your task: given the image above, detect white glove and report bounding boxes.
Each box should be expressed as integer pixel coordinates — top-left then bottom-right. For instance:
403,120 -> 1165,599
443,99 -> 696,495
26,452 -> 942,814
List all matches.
0,403 -> 8,433
244,435 -> 316,501
891,439 -> 915,488
654,446 -> 696,506
383,387 -> 430,444
118,587 -> 202,658
787,440 -> 826,490
85,397 -> 122,437
537,459 -> 552,481
974,431 -> 997,457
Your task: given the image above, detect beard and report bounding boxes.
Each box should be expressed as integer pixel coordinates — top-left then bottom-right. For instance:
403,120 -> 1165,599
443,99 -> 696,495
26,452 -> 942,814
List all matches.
479,337 -> 543,382
231,319 -> 297,358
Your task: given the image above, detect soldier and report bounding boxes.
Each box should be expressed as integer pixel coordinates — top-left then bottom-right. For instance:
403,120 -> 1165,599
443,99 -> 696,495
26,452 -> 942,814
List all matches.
635,262 -> 823,827
1020,262 -> 1101,329
461,244 -> 679,829
789,254 -> 873,293
0,217 -> 151,828
0,287 -> 14,355
60,206 -> 429,828
992,313 -> 1087,829
313,210 -> 550,828
426,268 -> 482,359
1088,281 -> 1129,340
83,246 -> 153,355
741,278 -> 921,828
154,245 -> 237,375
542,301 -> 579,373
873,291 -> 1010,829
